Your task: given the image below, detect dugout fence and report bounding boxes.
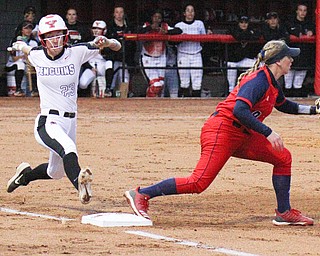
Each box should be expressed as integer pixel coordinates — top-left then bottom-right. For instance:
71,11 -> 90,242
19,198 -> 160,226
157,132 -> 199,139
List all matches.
120,34 -> 315,97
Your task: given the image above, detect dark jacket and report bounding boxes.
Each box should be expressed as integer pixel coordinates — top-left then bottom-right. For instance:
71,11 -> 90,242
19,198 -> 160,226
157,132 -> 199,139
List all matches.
66,21 -> 91,45
261,23 -> 290,43
104,19 -> 136,66
228,25 -> 261,62
285,17 -> 315,67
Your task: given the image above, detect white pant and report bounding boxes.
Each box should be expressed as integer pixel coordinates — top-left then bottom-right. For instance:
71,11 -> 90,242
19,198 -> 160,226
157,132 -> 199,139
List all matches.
34,112 -> 77,179
6,70 -> 28,95
227,58 -> 256,92
284,70 -> 307,89
6,58 -> 26,70
177,52 -> 203,90
91,76 -> 107,98
140,53 -> 166,87
79,60 -> 112,89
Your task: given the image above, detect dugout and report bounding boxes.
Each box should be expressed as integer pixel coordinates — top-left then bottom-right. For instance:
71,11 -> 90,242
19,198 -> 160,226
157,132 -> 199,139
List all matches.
1,1 -> 316,64
0,0 -> 317,96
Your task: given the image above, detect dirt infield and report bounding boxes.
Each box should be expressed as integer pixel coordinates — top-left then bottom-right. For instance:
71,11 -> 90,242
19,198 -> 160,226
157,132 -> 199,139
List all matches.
1,97 -> 320,256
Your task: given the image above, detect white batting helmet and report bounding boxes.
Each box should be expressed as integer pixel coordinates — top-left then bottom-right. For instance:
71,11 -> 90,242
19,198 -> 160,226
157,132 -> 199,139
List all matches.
92,20 -> 107,36
38,14 -> 69,47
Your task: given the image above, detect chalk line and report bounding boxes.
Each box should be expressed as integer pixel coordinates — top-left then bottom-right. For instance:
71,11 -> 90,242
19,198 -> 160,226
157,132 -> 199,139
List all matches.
126,230 -> 261,256
0,207 -> 75,222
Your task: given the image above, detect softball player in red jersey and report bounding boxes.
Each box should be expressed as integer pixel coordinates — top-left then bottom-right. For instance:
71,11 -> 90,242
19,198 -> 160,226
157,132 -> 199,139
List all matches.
175,4 -> 206,97
140,10 -> 182,97
125,40 -> 318,225
6,14 -> 121,204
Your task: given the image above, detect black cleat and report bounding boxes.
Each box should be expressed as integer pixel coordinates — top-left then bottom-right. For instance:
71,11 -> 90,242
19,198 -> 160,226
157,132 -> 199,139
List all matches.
7,163 -> 31,193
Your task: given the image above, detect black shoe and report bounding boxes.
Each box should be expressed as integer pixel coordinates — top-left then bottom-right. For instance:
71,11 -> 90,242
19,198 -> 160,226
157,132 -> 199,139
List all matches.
104,88 -> 113,97
31,90 -> 39,97
7,163 -> 31,193
191,90 -> 201,97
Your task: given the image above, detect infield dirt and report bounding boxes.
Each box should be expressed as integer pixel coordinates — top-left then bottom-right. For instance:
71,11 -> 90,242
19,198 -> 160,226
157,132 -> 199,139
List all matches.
1,97 -> 320,256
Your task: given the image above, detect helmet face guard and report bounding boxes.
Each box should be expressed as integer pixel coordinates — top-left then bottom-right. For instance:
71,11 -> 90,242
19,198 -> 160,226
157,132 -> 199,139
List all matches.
42,33 -> 68,49
38,14 -> 69,48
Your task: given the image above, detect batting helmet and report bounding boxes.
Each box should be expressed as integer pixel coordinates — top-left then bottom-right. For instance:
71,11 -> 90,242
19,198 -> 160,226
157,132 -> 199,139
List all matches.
92,20 -> 107,36
38,14 -> 69,48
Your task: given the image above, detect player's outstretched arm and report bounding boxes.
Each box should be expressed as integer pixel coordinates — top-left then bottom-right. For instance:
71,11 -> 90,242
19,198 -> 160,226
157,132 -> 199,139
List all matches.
7,41 -> 32,55
90,36 -> 121,51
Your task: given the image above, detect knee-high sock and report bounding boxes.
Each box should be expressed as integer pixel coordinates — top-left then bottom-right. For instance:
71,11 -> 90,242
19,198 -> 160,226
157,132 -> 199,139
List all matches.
105,68 -> 114,89
15,70 -> 24,91
272,175 -> 291,213
31,74 -> 37,91
139,178 -> 177,199
63,152 -> 81,190
23,163 -> 51,185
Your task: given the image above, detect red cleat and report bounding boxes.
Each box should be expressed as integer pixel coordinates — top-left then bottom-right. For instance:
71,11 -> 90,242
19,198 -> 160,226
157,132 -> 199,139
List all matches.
272,208 -> 314,226
124,187 -> 150,219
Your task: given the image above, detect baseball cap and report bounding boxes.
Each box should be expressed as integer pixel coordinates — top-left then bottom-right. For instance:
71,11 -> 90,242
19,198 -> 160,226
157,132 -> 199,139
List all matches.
22,21 -> 34,29
265,43 -> 300,64
266,12 -> 278,19
239,16 -> 249,22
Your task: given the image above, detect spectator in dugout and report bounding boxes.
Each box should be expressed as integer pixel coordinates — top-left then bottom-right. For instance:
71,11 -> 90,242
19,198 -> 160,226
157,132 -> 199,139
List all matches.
226,15 -> 261,93
65,7 -> 91,45
6,21 -> 38,97
261,12 -> 290,43
175,4 -> 207,98
105,5 -> 136,97
139,9 -> 182,97
78,20 -> 114,98
65,7 -> 93,97
261,12 -> 290,90
14,6 -> 40,43
284,3 -> 315,97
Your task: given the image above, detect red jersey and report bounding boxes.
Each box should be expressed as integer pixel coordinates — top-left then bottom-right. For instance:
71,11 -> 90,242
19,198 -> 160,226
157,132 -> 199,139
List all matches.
142,22 -> 168,57
216,66 -> 282,124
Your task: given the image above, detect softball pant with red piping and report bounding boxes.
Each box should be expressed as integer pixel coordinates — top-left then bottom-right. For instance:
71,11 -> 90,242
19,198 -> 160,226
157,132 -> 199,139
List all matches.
175,114 -> 292,194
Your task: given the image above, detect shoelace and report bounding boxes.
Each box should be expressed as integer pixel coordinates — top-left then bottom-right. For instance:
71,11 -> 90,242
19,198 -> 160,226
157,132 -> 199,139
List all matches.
138,195 -> 149,211
282,209 -> 303,221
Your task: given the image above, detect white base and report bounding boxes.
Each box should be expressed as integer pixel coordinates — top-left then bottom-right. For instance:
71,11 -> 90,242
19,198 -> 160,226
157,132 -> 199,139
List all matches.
81,213 -> 153,227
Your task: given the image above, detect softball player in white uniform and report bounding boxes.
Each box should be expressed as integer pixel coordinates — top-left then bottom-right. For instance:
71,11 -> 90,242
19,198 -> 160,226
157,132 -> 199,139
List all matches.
79,20 -> 113,97
175,4 -> 206,97
6,14 -> 121,204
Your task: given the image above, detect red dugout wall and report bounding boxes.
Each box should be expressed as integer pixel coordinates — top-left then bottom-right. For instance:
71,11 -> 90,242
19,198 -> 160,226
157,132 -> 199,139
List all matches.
315,1 -> 320,95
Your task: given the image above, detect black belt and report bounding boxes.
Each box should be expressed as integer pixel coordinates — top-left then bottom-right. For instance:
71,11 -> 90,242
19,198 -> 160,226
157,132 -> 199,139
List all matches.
232,121 -> 250,135
143,53 -> 160,58
212,111 -> 219,116
49,109 -> 76,118
212,111 -> 249,135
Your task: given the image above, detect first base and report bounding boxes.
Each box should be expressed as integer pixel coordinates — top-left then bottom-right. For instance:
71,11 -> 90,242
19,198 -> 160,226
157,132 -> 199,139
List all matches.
81,213 -> 153,227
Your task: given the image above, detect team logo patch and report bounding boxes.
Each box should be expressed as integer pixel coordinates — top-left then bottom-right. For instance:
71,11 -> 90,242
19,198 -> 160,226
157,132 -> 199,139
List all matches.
45,20 -> 57,28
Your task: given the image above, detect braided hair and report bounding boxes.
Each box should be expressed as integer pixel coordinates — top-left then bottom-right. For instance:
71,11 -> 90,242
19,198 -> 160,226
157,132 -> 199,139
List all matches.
235,40 -> 287,87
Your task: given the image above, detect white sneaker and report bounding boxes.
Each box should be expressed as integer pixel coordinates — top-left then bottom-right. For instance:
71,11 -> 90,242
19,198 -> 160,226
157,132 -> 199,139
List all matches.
78,168 -> 93,204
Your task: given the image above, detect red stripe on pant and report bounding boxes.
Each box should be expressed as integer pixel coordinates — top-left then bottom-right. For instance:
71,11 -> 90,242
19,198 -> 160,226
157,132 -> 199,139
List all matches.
175,115 -> 292,194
